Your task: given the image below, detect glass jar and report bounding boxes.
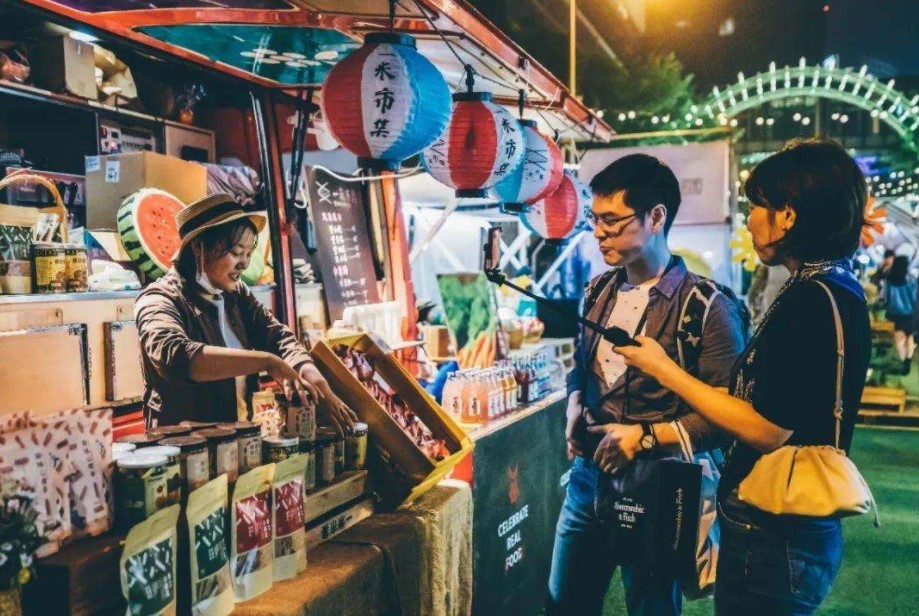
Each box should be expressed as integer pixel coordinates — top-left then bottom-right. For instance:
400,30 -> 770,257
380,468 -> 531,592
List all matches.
263,435 -> 299,464
159,436 -> 210,497
345,423 -> 369,471
194,428 -> 239,483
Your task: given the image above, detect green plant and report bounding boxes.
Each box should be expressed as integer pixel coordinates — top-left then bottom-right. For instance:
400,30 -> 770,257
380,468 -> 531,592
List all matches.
0,488 -> 42,591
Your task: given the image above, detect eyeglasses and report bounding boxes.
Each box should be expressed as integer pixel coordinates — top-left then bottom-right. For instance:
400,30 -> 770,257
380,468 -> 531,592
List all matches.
586,212 -> 639,235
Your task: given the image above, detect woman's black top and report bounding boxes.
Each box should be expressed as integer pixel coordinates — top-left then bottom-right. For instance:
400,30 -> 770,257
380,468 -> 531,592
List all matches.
719,273 -> 871,501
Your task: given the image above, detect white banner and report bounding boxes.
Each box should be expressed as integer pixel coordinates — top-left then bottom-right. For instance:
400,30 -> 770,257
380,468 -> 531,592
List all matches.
579,140 -> 731,226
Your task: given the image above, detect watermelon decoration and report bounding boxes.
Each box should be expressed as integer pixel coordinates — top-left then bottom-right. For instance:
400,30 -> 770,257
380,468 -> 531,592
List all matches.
117,188 -> 184,280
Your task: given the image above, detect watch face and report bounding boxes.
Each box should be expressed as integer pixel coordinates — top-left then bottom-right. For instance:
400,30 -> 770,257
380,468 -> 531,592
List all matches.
640,435 -> 655,449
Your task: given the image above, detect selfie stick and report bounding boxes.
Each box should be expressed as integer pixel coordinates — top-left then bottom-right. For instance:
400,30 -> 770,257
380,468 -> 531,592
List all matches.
483,267 -> 637,347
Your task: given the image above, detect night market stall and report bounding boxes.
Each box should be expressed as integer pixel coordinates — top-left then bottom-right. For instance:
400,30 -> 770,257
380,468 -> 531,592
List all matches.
0,0 -> 609,614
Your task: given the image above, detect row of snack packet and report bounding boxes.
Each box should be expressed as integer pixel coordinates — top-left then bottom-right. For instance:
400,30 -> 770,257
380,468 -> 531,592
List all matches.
0,409 -> 113,556
121,455 -> 308,616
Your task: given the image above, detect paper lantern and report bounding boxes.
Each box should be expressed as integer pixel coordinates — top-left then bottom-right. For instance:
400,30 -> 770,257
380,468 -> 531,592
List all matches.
321,32 -> 452,170
522,171 -> 592,242
494,120 -> 564,212
422,92 -> 525,198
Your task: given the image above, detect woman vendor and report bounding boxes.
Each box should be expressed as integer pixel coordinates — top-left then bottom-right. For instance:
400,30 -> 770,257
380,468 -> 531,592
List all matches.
135,193 -> 356,432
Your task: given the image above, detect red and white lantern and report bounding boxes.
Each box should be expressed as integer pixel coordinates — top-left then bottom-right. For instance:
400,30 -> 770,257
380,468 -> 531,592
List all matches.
321,32 -> 452,170
494,120 -> 564,212
422,92 -> 525,198
521,171 -> 592,242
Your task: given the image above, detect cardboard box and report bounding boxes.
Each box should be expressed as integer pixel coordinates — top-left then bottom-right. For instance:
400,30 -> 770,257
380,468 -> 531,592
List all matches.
311,334 -> 473,510
85,152 -> 207,229
30,36 -> 98,100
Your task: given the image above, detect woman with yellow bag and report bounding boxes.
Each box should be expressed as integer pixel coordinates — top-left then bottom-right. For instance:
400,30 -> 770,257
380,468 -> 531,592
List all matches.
614,139 -> 874,615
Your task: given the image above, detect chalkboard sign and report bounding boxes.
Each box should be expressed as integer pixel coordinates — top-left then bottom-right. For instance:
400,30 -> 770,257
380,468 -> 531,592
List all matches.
304,166 -> 380,320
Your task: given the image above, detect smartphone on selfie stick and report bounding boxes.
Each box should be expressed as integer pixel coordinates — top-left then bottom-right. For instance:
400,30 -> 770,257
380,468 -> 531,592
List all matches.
482,228 -> 637,347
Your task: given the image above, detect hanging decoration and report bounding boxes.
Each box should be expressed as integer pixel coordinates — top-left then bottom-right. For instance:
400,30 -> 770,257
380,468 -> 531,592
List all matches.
321,31 -> 452,171
494,119 -> 564,212
521,170 -> 591,242
422,71 -> 525,198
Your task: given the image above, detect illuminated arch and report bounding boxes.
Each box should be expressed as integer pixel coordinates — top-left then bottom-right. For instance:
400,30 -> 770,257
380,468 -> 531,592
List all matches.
699,59 -> 919,153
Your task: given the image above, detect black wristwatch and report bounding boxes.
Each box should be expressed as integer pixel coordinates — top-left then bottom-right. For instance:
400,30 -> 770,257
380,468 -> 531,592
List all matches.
638,421 -> 657,451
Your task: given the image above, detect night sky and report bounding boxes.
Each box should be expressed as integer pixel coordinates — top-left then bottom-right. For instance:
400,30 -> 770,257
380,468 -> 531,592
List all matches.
825,0 -> 919,77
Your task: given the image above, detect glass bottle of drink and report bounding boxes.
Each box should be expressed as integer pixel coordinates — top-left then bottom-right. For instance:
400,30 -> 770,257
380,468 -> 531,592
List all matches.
502,368 -> 517,413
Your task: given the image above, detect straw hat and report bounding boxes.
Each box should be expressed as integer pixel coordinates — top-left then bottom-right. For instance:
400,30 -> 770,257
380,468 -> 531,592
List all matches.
172,193 -> 267,261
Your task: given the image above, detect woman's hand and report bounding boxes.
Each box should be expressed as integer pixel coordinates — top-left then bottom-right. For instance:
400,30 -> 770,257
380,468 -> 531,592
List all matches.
612,336 -> 679,380
300,363 -> 358,435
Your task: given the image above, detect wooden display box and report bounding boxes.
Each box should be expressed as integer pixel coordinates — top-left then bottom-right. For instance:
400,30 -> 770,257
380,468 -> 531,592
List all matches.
311,334 -> 473,509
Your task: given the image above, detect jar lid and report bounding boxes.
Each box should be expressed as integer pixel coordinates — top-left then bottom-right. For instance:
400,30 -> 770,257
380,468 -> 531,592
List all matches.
222,421 -> 260,436
159,436 -> 207,451
117,453 -> 169,469
179,420 -> 219,430
147,425 -> 192,438
316,427 -> 340,443
116,433 -> 161,447
142,445 -> 181,460
194,428 -> 237,443
351,422 -> 369,436
112,442 -> 137,455
264,435 -> 299,448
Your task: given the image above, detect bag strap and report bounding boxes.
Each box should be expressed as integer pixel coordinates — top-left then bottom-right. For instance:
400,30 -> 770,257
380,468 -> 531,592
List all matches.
813,280 -> 845,449
671,419 -> 695,462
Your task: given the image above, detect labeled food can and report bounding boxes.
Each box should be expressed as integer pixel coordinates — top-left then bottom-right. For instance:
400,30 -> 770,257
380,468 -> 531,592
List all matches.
315,428 -> 337,486
225,421 -> 262,474
299,439 -> 317,491
263,435 -> 299,464
179,420 -> 219,431
195,428 -> 239,484
286,398 -> 317,442
141,445 -> 182,506
115,453 -> 169,529
147,425 -> 192,440
32,243 -> 66,294
160,436 -> 210,497
64,244 -> 88,293
345,423 -> 369,471
116,433 -> 161,449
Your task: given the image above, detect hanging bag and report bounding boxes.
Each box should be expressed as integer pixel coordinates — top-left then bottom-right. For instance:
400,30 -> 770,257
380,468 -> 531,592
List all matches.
737,280 -> 879,525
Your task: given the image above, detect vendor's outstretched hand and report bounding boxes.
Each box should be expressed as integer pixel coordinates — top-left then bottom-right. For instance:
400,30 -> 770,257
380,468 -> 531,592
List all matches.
300,363 -> 358,435
612,335 -> 677,380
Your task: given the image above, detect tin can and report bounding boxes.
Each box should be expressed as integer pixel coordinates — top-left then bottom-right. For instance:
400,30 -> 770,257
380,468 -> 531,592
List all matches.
345,423 -> 369,471
116,433 -> 161,449
64,244 -> 88,293
141,445 -> 182,506
115,453 -> 169,529
160,436 -> 210,497
147,425 -> 192,440
179,420 -> 219,431
315,428 -> 338,486
299,439 -> 317,491
286,396 -> 317,442
263,435 -> 299,464
32,243 -> 66,294
195,428 -> 239,483
225,422 -> 262,474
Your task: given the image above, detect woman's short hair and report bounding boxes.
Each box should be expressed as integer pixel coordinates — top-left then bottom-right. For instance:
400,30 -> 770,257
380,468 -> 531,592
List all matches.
888,255 -> 911,286
744,138 -> 867,262
175,218 -> 259,281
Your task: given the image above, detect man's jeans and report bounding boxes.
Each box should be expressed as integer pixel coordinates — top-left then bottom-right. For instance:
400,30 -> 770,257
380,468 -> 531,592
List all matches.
546,457 -> 682,616
715,498 -> 843,615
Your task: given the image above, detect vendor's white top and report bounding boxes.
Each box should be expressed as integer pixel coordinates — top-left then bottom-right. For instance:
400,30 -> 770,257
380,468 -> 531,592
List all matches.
594,278 -> 657,387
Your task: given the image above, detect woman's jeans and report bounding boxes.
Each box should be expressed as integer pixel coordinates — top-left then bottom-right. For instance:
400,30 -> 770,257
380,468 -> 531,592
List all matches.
546,457 -> 682,616
715,497 -> 844,615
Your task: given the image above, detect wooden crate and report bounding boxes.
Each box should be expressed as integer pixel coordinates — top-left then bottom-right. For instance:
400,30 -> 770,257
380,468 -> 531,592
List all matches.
311,334 -> 473,509
861,386 -> 907,414
307,471 -> 368,524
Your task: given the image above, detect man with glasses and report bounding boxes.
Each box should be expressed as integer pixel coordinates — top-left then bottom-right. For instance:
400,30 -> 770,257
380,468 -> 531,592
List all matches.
547,154 -> 748,615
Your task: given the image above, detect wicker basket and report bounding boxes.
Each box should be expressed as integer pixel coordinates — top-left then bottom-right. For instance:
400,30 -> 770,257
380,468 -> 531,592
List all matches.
0,169 -> 70,243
